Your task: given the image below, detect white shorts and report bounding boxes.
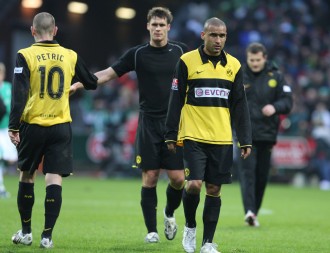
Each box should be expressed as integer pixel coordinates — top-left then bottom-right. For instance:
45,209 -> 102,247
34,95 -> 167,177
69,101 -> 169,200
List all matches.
0,128 -> 18,162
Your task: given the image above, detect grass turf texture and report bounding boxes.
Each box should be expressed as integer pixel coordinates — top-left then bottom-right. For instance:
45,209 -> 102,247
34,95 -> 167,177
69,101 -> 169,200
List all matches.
0,174 -> 329,253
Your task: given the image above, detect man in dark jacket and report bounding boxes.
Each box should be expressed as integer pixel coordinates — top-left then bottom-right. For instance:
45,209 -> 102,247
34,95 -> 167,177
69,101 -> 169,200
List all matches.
237,42 -> 292,227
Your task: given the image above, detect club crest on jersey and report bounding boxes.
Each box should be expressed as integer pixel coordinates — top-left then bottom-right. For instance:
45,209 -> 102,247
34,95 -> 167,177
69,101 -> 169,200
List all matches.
195,87 -> 230,99
226,68 -> 233,77
171,78 -> 178,90
184,168 -> 190,177
136,155 -> 142,164
268,79 -> 277,88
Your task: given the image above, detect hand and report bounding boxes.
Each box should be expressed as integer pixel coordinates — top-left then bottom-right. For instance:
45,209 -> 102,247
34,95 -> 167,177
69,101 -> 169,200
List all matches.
69,84 -> 77,96
240,147 -> 252,159
262,104 -> 276,117
8,131 -> 20,146
167,142 -> 177,154
69,82 -> 83,96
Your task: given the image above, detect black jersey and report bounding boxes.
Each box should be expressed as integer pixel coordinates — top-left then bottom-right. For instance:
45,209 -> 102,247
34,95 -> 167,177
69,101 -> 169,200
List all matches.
111,41 -> 188,118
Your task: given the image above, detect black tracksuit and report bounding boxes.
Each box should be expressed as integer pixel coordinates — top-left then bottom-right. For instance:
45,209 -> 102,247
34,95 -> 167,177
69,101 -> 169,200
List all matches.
237,61 -> 293,215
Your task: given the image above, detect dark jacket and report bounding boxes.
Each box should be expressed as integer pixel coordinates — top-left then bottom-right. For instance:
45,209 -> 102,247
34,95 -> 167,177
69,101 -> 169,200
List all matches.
243,61 -> 292,143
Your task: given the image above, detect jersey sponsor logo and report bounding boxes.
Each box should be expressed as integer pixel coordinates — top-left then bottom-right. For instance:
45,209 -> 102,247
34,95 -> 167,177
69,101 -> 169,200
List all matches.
171,78 -> 178,90
268,79 -> 277,88
195,87 -> 230,99
14,67 -> 23,74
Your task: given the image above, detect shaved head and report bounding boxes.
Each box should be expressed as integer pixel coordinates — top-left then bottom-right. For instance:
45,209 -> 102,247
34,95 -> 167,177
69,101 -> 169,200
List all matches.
33,12 -> 55,36
203,17 -> 226,31
201,17 -> 227,56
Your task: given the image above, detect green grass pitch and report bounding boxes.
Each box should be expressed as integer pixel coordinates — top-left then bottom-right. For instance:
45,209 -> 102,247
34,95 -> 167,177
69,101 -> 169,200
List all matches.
0,173 -> 329,253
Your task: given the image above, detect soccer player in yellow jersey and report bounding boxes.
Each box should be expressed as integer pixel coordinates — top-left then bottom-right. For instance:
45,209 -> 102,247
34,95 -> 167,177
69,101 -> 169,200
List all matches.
8,12 -> 97,248
165,18 -> 252,253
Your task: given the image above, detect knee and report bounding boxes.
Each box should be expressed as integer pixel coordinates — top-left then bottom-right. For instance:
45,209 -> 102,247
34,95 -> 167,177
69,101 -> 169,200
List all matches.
142,170 -> 159,187
19,171 -> 35,183
170,180 -> 185,190
205,184 -> 221,196
168,171 -> 185,189
170,177 -> 185,190
186,180 -> 202,194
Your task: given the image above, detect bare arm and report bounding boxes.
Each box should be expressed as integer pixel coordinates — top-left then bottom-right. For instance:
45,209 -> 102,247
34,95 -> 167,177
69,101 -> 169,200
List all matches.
70,67 -> 118,95
94,67 -> 118,84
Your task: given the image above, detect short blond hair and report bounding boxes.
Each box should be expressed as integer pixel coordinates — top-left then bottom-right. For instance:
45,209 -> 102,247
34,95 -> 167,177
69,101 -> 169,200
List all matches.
33,12 -> 55,36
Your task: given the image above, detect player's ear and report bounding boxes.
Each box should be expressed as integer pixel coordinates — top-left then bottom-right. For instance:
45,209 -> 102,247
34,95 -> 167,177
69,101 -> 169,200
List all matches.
201,31 -> 205,40
31,26 -> 36,36
53,26 -> 58,36
167,24 -> 171,31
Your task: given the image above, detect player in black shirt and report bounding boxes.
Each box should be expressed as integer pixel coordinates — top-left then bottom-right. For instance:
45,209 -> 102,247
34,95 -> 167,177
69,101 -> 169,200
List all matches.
71,7 -> 188,243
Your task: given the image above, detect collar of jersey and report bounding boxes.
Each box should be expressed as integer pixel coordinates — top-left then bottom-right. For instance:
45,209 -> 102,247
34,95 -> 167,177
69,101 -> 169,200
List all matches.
33,40 -> 59,47
148,42 -> 169,50
198,45 -> 227,67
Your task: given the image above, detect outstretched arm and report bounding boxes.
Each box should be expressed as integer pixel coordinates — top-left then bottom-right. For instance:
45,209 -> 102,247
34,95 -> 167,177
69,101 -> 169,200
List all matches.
70,67 -> 118,95
94,67 -> 118,84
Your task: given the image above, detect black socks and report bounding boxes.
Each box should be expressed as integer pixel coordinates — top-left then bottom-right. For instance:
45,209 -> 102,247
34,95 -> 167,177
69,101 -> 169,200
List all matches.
18,182 -> 35,234
141,186 -> 157,233
42,184 -> 62,239
202,195 -> 221,245
165,183 -> 183,217
182,188 -> 200,228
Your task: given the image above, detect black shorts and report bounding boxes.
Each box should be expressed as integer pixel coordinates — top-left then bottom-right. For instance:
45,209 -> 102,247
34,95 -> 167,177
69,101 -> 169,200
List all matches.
183,140 -> 233,185
17,122 -> 73,177
133,113 -> 183,171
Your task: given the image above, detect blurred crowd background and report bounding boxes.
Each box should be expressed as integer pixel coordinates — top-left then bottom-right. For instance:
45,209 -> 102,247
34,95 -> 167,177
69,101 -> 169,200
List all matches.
1,0 -> 330,189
